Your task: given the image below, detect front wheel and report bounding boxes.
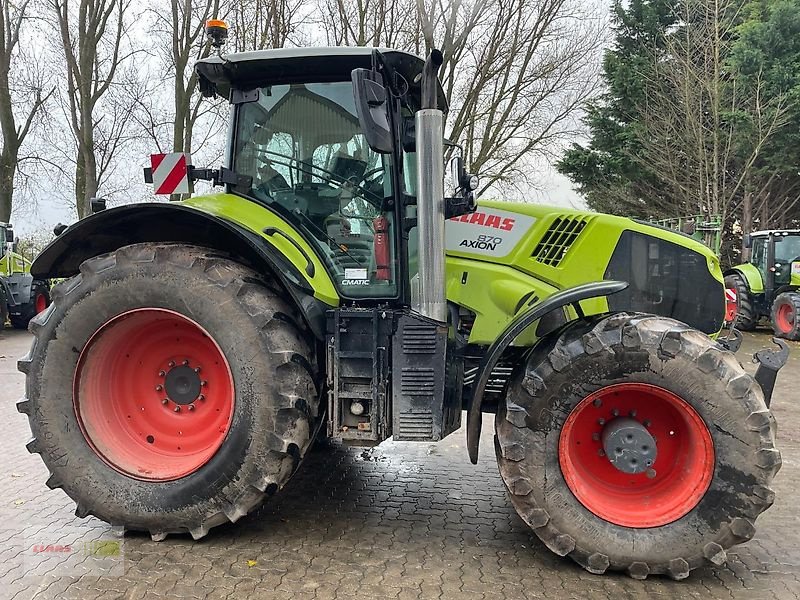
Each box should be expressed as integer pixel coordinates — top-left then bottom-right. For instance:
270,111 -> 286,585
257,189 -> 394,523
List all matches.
771,292 -> 800,341
18,244 -> 319,540
495,313 -> 780,579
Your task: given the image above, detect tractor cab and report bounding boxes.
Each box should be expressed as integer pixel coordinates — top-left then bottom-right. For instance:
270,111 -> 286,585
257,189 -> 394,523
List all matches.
747,230 -> 800,288
195,48 -> 463,305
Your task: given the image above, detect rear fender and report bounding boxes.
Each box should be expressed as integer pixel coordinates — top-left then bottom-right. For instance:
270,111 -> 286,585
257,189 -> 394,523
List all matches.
726,263 -> 764,294
33,203 -> 337,339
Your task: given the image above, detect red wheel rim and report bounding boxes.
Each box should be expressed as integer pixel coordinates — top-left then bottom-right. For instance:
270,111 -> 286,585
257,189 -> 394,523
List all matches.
724,288 -> 737,323
74,309 -> 235,481
776,303 -> 795,333
35,293 -> 47,314
559,383 -> 714,528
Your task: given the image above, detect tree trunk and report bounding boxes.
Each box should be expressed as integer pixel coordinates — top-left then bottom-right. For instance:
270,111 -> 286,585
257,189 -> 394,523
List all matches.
741,190 -> 752,261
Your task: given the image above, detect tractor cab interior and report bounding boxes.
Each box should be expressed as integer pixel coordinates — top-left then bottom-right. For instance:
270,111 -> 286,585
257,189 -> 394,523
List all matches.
234,81 -> 398,298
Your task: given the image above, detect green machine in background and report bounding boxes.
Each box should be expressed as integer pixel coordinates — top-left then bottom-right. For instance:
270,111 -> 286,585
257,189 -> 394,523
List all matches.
652,214 -> 723,256
0,223 -> 50,329
725,230 -> 800,340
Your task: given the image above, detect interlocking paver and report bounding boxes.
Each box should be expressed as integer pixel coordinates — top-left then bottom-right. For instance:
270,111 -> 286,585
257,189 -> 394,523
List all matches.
2,328 -> 800,599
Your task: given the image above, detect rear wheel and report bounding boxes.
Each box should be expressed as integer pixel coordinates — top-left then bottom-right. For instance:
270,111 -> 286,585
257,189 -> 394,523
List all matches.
771,292 -> 800,341
18,243 -> 319,540
724,273 -> 757,330
495,313 -> 780,579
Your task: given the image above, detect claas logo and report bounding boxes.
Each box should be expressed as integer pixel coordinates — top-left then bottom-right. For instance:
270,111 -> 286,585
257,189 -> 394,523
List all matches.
449,212 -> 515,231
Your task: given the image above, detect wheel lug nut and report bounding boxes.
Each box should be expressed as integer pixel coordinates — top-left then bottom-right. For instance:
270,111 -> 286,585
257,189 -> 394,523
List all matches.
200,381 -> 207,387
598,449 -> 605,457
629,409 -> 637,417
198,394 -> 205,401
597,418 -> 605,426
592,398 -> 602,408
161,399 -> 168,405
188,404 -> 195,411
592,432 -> 600,441
168,361 -> 175,368
182,360 -> 189,366
159,370 -> 166,377
173,406 -> 181,412
155,385 -> 163,392
611,408 -> 619,417
194,367 -> 201,373
643,419 -> 651,428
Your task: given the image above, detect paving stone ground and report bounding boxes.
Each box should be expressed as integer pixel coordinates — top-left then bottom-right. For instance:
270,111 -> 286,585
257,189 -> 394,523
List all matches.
1,327 -> 799,599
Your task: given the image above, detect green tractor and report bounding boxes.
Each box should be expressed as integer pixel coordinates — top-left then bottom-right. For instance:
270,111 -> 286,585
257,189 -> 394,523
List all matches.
725,230 -> 800,340
0,222 -> 50,329
18,35 -> 785,580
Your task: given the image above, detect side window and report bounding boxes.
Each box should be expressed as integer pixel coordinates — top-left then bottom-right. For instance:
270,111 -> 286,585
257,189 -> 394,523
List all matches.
751,238 -> 766,278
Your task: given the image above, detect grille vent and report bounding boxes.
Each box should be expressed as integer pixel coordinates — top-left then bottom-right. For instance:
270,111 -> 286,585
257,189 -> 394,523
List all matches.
402,324 -> 438,353
532,217 -> 587,266
400,368 -> 436,395
397,411 -> 434,439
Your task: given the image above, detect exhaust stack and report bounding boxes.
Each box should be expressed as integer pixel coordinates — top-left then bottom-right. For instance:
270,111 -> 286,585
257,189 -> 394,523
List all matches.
414,49 -> 447,323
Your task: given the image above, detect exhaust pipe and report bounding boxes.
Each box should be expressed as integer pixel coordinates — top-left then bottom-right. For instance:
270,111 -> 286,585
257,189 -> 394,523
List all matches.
415,49 -> 447,323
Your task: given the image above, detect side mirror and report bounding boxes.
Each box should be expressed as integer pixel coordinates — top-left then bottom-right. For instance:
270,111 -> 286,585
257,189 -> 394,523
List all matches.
12,236 -> 19,253
352,68 -> 393,154
743,234 -> 752,249
448,155 -> 480,194
6,226 -> 13,243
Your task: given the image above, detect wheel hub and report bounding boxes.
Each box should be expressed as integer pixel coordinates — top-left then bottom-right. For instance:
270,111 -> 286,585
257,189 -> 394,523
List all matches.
601,417 -> 657,474
164,364 -> 202,405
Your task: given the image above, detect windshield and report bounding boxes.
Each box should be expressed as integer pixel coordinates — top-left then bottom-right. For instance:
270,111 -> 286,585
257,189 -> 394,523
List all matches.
233,82 -> 397,298
775,234 -> 800,264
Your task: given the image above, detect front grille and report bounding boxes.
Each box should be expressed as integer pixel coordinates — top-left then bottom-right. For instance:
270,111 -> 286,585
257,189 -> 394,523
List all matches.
605,230 -> 723,334
532,217 -> 587,266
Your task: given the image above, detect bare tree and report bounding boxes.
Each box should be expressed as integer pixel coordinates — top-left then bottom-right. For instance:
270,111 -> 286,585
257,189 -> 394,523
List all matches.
0,0 -> 53,222
51,0 -> 137,218
629,0 -> 791,241
231,0 -> 306,50
321,0 -> 605,194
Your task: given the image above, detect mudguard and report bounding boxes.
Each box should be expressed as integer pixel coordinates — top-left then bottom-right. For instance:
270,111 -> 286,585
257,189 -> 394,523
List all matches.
33,203 -> 337,339
466,280 -> 628,463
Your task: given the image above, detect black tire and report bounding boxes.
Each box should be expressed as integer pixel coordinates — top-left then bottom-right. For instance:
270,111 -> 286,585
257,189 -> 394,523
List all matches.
495,313 -> 780,579
771,292 -> 800,341
724,273 -> 757,330
10,281 -> 50,329
17,243 -> 319,540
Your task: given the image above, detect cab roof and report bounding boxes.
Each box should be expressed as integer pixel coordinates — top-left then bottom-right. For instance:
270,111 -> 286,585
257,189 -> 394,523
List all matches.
195,46 -> 447,111
750,229 -> 800,237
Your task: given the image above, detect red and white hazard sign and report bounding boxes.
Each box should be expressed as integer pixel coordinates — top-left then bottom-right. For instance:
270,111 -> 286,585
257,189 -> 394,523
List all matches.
150,153 -> 192,195
725,288 -> 737,303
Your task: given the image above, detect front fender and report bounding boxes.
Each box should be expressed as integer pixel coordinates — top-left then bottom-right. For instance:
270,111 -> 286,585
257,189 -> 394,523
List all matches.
33,202 -> 339,339
466,280 -> 628,464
